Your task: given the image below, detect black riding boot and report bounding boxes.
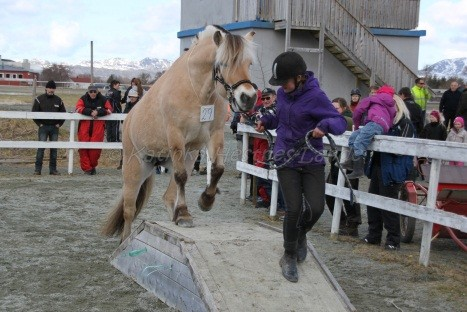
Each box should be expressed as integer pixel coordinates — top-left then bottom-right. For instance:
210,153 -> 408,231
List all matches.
280,241 -> 298,282
346,156 -> 364,179
340,149 -> 354,170
339,222 -> 359,237
297,233 -> 308,263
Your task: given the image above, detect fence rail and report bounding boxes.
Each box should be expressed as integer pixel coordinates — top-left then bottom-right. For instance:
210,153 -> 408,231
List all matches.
0,111 -> 126,174
2,112 -> 466,266
237,123 -> 467,266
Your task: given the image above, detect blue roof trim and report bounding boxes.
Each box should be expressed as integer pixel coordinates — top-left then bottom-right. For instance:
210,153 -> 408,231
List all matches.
177,20 -> 275,38
370,28 -> 426,37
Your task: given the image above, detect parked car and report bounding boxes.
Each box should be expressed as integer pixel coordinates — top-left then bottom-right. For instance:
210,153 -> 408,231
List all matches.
90,83 -> 107,90
101,84 -> 128,95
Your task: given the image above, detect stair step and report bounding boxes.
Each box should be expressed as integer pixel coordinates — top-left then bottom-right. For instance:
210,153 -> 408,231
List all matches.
287,47 -> 321,53
343,60 -> 357,67
351,68 -> 365,74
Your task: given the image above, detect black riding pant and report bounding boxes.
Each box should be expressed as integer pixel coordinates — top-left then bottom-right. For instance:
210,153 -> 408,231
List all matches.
277,165 -> 325,253
366,164 -> 401,246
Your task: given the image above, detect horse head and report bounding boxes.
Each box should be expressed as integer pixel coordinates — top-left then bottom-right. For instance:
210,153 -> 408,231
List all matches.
210,25 -> 257,113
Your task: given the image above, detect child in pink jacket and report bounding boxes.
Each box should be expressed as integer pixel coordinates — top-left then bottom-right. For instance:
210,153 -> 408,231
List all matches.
341,85 -> 397,179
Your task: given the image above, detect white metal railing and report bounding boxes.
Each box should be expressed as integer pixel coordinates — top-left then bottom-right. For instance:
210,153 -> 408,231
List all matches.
237,123 -> 467,266
0,111 -> 125,174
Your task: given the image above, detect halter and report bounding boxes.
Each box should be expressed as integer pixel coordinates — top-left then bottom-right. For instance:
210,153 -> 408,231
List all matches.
212,65 -> 257,112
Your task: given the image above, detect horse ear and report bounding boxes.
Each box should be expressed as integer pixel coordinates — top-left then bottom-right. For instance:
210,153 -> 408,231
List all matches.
213,31 -> 223,47
244,31 -> 255,41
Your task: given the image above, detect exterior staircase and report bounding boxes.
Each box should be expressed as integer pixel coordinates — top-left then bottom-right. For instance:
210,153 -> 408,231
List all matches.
275,0 -> 419,89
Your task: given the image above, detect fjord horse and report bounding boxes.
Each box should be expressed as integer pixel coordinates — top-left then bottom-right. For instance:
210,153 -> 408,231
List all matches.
101,25 -> 257,241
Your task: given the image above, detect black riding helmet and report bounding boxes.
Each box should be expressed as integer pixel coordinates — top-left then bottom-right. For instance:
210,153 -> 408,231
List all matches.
269,52 -> 307,86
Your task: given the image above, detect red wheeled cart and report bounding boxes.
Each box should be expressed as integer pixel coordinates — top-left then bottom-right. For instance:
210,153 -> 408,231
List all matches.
399,163 -> 467,251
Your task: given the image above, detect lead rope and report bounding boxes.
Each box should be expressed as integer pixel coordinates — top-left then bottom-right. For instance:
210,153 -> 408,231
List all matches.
243,114 -> 356,206
306,131 -> 356,206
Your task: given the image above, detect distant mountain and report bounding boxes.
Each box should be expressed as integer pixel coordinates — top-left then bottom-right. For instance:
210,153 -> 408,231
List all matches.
29,57 -> 173,80
419,57 -> 467,80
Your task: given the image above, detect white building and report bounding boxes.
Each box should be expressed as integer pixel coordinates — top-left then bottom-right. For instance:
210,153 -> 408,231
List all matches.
177,0 -> 425,100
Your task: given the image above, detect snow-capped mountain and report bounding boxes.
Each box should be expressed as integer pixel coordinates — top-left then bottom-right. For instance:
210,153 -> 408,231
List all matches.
29,57 -> 173,79
29,56 -> 467,81
419,57 -> 467,80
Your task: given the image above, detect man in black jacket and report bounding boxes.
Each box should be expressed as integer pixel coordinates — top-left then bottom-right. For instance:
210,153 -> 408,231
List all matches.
398,87 -> 424,136
439,81 -> 462,129
32,80 -> 66,175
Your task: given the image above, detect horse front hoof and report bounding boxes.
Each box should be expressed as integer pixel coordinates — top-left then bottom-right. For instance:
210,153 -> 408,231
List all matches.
198,191 -> 216,211
176,217 -> 194,228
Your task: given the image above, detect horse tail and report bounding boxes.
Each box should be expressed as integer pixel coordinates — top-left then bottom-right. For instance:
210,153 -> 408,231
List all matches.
134,174 -> 155,222
101,175 -> 155,237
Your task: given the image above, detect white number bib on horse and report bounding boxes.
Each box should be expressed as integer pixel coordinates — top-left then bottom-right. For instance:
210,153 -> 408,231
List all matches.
200,105 -> 215,122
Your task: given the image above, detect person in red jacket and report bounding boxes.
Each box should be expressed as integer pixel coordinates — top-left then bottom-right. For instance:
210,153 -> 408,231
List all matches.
75,85 -> 113,175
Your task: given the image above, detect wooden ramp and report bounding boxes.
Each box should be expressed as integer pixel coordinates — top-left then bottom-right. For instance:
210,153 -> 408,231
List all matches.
110,221 -> 355,312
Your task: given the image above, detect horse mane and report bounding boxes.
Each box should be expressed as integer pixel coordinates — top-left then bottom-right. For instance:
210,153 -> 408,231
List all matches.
195,25 -> 256,77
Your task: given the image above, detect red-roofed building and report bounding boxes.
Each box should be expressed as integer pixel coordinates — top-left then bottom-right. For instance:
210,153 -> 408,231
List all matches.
0,58 -> 39,86
70,75 -> 92,89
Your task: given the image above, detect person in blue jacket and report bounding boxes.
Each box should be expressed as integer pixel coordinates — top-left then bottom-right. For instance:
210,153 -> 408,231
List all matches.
256,52 -> 347,282
363,95 -> 415,250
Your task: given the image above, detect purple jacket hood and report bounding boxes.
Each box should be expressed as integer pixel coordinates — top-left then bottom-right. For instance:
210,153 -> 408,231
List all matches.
260,71 -> 347,167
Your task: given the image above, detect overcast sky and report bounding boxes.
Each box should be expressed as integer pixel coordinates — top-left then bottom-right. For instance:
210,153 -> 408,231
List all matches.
0,0 -> 181,63
0,0 -> 465,68
418,0 -> 467,67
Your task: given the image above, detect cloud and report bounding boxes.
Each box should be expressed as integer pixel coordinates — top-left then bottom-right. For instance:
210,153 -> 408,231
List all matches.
119,0 -> 181,61
419,0 -> 467,67
49,21 -> 82,57
425,0 -> 467,27
2,0 -> 36,13
1,0 -> 178,63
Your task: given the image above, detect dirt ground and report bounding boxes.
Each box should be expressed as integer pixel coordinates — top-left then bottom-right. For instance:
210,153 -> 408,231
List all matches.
0,126 -> 466,312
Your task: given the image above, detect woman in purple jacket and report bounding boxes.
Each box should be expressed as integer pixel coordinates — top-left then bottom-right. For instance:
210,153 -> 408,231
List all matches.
256,52 -> 347,282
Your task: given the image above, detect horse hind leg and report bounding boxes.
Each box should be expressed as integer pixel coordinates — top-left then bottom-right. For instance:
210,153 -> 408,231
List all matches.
121,155 -> 155,241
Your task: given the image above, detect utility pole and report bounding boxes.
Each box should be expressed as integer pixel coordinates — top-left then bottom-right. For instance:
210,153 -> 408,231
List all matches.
90,41 -> 94,85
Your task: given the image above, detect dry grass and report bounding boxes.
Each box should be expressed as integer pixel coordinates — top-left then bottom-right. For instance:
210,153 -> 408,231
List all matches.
353,242 -> 467,302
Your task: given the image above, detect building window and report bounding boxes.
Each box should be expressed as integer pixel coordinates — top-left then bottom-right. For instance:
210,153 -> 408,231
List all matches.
12,74 -> 17,78
0,73 -> 3,78
18,74 -> 23,79
6,73 -> 10,78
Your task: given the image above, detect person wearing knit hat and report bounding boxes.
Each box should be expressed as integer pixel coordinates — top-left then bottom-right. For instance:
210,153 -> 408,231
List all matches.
349,88 -> 361,112
31,80 -> 66,175
45,80 -> 56,89
430,110 -> 440,122
419,110 -> 447,141
453,116 -> 464,128
446,116 -> 467,166
117,88 -> 141,170
340,84 -> 397,179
